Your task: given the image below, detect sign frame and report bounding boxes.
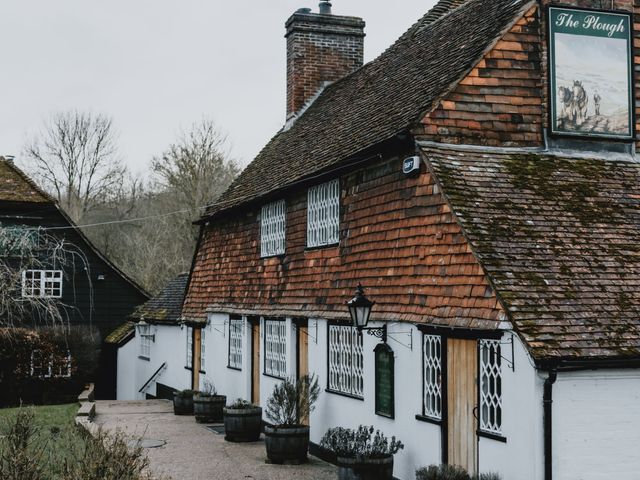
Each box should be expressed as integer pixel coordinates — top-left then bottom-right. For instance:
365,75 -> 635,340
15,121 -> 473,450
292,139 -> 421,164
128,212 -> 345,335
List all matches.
547,5 -> 635,141
374,342 -> 395,419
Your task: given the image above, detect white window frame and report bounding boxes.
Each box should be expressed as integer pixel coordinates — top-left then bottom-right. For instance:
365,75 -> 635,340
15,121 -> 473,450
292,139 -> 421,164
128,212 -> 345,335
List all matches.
228,317 -> 243,370
138,323 -> 153,359
261,200 -> 286,257
264,319 -> 287,378
423,334 -> 443,420
328,324 -> 364,398
200,326 -> 206,372
479,339 -> 503,436
22,270 -> 63,298
186,326 -> 193,368
307,179 -> 340,248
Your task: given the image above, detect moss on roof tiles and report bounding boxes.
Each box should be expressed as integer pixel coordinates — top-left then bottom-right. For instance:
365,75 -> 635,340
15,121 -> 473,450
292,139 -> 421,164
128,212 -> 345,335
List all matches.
130,273 -> 189,325
0,160 -> 53,204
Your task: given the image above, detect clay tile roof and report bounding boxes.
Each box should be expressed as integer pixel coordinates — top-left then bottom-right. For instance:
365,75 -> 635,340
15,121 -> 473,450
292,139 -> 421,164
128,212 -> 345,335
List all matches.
130,273 -> 189,325
205,0 -> 532,217
0,158 -> 53,204
423,144 -> 640,362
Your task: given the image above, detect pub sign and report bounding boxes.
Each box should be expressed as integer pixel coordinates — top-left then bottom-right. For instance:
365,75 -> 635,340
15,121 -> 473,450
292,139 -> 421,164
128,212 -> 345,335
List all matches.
549,7 -> 634,139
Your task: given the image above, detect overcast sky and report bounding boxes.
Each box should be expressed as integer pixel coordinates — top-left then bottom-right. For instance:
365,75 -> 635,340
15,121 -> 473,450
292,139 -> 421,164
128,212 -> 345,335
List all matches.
0,1 -> 436,172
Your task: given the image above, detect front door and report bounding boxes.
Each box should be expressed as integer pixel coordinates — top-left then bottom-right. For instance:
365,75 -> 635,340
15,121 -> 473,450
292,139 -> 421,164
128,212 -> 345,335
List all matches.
447,338 -> 478,474
251,321 -> 260,405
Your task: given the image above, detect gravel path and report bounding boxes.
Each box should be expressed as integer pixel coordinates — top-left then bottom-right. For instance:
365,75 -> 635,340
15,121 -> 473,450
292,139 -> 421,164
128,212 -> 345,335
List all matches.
93,400 -> 336,480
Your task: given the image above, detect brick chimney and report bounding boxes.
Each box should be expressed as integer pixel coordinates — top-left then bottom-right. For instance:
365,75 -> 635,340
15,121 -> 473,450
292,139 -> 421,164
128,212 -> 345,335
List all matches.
285,1 -> 365,120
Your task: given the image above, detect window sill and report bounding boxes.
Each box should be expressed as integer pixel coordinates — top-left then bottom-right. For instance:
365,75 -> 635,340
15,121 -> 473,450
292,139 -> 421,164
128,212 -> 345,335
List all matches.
227,365 -> 242,372
138,356 -> 150,362
415,414 -> 442,426
304,243 -> 339,252
260,253 -> 285,260
199,370 -> 206,374
477,430 -> 507,443
325,388 -> 364,401
184,366 -> 193,371
263,372 -> 286,381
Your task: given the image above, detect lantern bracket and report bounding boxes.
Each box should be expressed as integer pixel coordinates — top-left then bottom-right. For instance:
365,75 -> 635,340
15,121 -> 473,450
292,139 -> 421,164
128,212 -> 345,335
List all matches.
358,324 -> 387,344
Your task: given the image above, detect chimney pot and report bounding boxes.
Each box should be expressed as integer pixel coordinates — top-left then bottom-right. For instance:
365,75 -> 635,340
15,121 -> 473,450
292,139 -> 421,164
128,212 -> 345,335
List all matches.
319,1 -> 332,15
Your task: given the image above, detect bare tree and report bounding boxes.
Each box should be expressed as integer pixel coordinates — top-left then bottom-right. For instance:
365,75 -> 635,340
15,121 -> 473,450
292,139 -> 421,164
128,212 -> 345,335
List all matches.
23,111 -> 126,224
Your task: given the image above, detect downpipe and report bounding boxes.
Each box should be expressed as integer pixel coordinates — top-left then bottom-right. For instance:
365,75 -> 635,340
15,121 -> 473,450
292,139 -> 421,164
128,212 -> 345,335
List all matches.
543,369 -> 557,480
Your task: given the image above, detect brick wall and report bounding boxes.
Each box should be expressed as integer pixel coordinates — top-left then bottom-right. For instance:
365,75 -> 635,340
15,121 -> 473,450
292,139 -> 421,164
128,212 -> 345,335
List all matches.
285,11 -> 365,119
416,6 -> 543,147
183,154 -> 504,327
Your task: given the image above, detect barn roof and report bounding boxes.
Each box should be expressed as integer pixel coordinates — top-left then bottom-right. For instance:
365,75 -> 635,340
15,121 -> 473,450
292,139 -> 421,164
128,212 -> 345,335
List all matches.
204,0 -> 532,218
131,273 -> 189,325
0,158 -> 53,204
423,144 -> 640,362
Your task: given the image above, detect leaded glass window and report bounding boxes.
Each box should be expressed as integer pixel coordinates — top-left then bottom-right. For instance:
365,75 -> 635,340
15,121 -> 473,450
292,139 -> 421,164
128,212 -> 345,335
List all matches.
479,339 -> 503,435
423,334 -> 442,420
228,317 -> 243,370
261,200 -> 286,257
328,324 -> 364,398
307,179 -> 340,248
264,319 -> 287,378
186,326 -> 193,368
138,324 -> 152,358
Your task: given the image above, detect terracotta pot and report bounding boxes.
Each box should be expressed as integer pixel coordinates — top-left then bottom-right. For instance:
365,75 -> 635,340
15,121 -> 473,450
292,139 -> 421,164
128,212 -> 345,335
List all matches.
337,455 -> 394,480
264,425 -> 309,464
223,406 -> 262,442
193,394 -> 226,423
173,393 -> 194,415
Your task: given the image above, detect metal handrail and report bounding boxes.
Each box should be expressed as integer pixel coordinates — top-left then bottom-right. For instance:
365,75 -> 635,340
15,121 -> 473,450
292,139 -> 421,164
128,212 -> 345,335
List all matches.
138,362 -> 167,393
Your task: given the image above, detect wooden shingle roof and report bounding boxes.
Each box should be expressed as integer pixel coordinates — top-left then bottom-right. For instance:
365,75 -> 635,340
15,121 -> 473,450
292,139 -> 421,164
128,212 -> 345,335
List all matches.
423,144 -> 640,361
130,273 -> 189,325
204,0 -> 532,218
0,158 -> 53,204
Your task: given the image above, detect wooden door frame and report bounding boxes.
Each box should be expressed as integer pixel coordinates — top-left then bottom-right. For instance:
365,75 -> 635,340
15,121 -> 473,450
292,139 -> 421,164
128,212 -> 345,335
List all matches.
294,318 -> 309,380
249,317 -> 260,406
192,327 -> 202,390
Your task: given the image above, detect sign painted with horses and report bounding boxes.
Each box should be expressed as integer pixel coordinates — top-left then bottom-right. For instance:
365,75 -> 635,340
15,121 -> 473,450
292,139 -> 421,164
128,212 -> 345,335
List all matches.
549,7 -> 633,139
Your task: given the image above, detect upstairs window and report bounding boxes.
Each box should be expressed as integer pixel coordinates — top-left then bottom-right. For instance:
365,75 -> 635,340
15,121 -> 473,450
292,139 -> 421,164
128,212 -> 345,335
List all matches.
264,319 -> 287,378
423,334 -> 443,420
479,339 -> 503,436
328,324 -> 364,398
307,179 -> 340,248
228,317 -> 243,370
261,200 -> 286,257
22,270 -> 62,298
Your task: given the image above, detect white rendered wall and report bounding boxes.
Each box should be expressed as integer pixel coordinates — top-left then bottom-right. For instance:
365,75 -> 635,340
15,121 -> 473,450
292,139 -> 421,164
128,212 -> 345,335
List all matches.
553,369 -> 640,480
309,319 -> 441,480
130,324 -> 191,399
116,338 -> 136,400
477,333 -> 545,480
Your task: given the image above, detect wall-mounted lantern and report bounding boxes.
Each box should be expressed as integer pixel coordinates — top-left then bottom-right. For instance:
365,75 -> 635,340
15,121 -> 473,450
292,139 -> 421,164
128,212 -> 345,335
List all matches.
346,284 -> 386,343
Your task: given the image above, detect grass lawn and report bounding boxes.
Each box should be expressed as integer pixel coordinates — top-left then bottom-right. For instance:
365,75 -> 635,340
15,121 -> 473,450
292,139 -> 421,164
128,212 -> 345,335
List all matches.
0,403 -> 85,479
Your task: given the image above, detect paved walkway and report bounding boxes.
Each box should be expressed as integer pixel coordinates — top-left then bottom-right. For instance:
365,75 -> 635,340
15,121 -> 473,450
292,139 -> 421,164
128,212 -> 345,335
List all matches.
93,400 -> 336,480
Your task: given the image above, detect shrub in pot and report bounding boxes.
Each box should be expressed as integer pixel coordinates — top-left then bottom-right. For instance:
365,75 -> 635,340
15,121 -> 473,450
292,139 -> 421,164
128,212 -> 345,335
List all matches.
173,389 -> 195,415
223,398 -> 263,442
264,374 -> 320,464
415,465 -> 502,480
320,425 -> 404,480
193,381 -> 227,423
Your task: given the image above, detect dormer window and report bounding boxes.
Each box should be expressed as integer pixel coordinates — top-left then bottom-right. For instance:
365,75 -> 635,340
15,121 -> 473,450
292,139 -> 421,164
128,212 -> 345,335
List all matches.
261,200 -> 286,258
307,179 -> 340,248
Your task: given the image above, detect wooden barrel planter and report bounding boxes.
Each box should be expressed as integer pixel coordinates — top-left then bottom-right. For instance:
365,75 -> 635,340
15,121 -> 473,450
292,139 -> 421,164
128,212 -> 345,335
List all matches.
173,392 -> 194,415
223,406 -> 262,442
264,425 -> 310,464
193,394 -> 226,423
337,455 -> 394,480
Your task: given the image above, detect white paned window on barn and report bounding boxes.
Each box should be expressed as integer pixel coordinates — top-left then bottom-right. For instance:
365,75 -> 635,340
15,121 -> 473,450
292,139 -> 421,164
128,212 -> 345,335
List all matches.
423,334 -> 443,420
264,319 -> 287,378
261,200 -> 286,257
479,339 -> 503,435
228,317 -> 243,370
307,179 -> 340,248
328,325 -> 364,398
22,270 -> 62,298
186,326 -> 193,368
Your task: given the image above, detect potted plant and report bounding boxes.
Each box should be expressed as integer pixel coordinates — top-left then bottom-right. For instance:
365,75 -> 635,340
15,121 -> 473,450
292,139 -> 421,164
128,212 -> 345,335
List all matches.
320,425 -> 404,480
173,389 -> 195,415
193,380 -> 227,423
223,398 -> 263,442
264,374 -> 320,464
415,465 -> 502,480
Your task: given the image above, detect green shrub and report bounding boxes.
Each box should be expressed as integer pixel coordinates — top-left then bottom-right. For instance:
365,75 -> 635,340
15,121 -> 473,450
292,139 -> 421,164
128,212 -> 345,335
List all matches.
174,389 -> 195,398
265,374 -> 319,426
0,409 -> 46,480
228,398 -> 255,409
320,425 -> 404,458
416,465 -> 502,480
